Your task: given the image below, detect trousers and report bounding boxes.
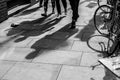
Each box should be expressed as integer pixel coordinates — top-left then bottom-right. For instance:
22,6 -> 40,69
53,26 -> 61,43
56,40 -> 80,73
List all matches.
69,0 -> 80,21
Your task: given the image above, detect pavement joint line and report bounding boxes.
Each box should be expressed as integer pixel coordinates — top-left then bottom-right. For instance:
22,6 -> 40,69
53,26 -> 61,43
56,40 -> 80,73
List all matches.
0,61 -> 17,80
59,64 -> 104,69
78,52 -> 84,66
0,59 -> 32,63
29,61 -> 82,67
55,65 -> 63,80
70,40 -> 76,50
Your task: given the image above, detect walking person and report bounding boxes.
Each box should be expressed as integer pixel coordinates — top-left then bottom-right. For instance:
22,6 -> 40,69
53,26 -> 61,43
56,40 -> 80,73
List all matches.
51,0 -> 56,14
55,0 -> 67,17
41,0 -> 49,17
39,0 -> 44,7
55,0 -> 61,17
69,0 -> 80,29
61,0 -> 67,15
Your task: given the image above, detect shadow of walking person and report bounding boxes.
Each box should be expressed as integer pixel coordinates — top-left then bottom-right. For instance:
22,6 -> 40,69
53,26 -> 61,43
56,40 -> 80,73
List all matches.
7,13 -> 53,37
14,16 -> 65,42
25,23 -> 78,59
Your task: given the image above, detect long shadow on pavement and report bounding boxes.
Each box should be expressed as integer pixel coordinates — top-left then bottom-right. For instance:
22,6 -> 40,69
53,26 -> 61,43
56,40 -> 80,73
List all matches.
25,23 -> 78,59
7,13 -> 53,37
14,6 -> 41,17
14,16 -> 65,42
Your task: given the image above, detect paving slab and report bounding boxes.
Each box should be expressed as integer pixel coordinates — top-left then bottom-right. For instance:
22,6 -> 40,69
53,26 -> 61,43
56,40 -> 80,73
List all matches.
80,52 -> 103,67
0,47 -> 34,62
27,38 -> 74,50
1,62 -> 61,80
0,60 -> 16,79
71,40 -> 99,52
57,65 -> 105,80
32,50 -> 82,66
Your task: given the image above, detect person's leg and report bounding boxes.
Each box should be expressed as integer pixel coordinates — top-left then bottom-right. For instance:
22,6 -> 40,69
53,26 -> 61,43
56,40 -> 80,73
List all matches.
39,0 -> 44,7
69,0 -> 80,29
41,0 -> 49,16
51,0 -> 55,14
55,0 -> 61,17
61,0 -> 67,15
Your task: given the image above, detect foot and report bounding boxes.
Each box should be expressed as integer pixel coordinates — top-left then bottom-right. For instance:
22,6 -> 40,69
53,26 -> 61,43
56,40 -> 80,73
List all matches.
41,13 -> 47,17
56,13 -> 61,19
69,21 -> 76,29
11,23 -> 19,28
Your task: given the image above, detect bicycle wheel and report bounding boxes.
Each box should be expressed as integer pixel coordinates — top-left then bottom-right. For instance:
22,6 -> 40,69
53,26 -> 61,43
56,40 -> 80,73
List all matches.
106,36 -> 119,57
94,5 -> 112,35
97,0 -> 108,7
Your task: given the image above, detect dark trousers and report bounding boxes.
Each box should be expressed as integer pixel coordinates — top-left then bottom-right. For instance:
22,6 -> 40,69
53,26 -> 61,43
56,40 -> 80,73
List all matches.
44,0 -> 49,13
55,0 -> 67,14
39,0 -> 44,6
61,0 -> 67,12
51,0 -> 55,11
55,0 -> 61,14
69,0 -> 80,21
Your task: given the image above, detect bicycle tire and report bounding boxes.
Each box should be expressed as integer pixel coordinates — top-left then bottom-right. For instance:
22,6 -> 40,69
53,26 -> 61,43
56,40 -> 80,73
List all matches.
94,5 -> 112,35
106,36 -> 119,57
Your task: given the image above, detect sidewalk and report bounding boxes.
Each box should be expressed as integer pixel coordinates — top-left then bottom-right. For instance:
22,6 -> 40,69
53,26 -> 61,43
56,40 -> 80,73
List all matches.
0,0 -> 118,80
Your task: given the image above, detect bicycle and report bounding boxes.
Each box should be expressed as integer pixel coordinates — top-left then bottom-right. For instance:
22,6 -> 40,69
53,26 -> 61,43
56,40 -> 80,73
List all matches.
94,0 -> 120,36
94,0 -> 120,57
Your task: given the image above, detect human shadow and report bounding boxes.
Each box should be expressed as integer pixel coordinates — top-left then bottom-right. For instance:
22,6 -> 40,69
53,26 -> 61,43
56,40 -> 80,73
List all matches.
25,23 -> 78,59
14,7 -> 40,17
7,13 -> 53,37
8,4 -> 32,17
13,16 -> 65,42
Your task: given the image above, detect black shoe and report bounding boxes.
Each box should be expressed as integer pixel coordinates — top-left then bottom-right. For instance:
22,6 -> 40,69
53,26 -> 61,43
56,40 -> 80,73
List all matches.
56,14 -> 61,19
69,21 -> 76,29
11,23 -> 19,28
41,13 -> 47,17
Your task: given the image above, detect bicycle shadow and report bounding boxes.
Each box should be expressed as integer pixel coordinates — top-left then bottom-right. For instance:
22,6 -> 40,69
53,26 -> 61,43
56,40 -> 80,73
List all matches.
25,23 -> 78,59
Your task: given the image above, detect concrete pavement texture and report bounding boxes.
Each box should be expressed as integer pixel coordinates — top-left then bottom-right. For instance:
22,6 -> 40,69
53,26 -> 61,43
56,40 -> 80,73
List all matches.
0,0 -> 119,80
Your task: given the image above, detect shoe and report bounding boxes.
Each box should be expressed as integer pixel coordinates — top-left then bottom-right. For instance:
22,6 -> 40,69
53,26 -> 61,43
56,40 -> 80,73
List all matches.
69,21 -> 76,29
56,13 -> 61,19
41,13 -> 47,17
11,23 -> 19,28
